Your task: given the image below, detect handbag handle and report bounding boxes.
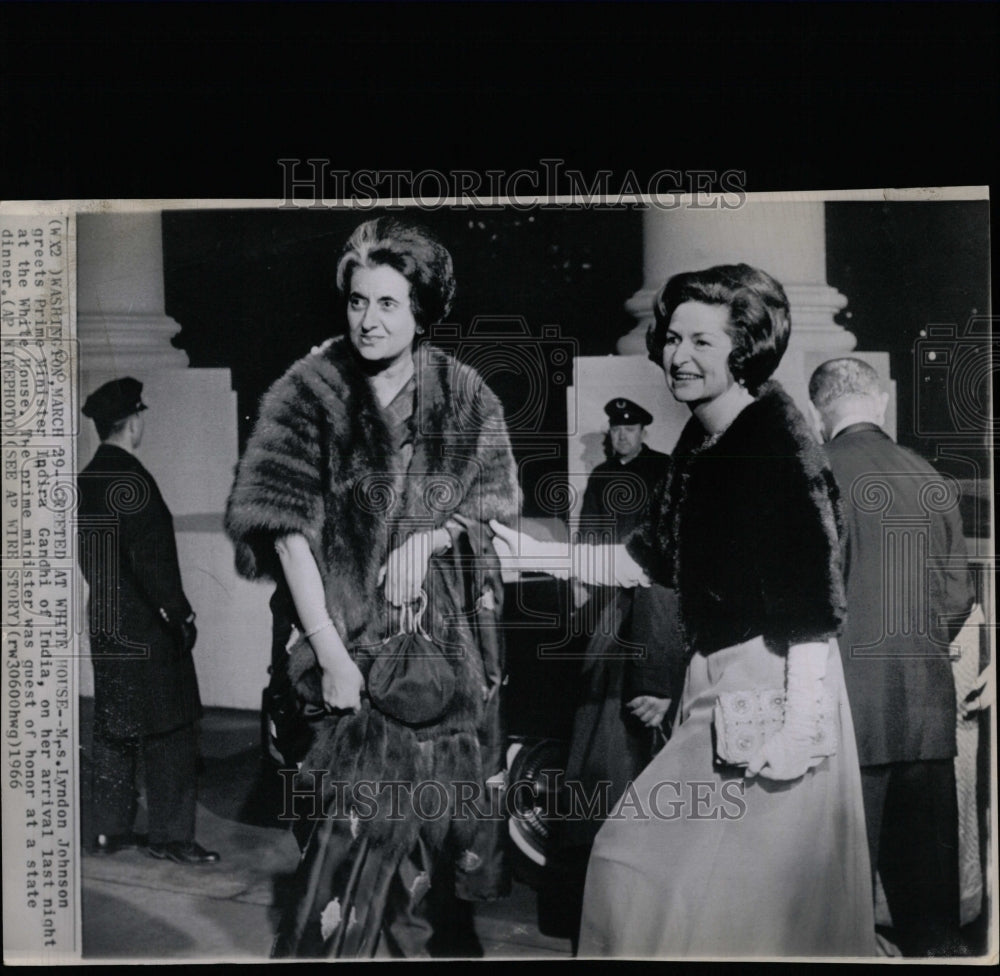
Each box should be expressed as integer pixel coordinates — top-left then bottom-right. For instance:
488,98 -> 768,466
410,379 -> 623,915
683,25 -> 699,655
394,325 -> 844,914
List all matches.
384,589 -> 430,643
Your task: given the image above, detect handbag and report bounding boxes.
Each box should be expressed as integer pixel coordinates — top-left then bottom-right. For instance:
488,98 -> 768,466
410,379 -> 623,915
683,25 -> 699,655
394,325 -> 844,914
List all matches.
713,686 -> 839,767
367,590 -> 458,726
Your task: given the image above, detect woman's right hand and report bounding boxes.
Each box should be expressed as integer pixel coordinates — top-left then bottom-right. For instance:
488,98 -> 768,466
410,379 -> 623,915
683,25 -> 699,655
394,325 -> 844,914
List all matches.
310,627 -> 364,712
319,656 -> 364,712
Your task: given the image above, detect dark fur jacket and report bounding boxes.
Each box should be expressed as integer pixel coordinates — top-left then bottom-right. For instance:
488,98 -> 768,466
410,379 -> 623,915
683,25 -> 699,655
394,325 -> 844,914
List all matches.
628,380 -> 846,657
225,337 -> 519,859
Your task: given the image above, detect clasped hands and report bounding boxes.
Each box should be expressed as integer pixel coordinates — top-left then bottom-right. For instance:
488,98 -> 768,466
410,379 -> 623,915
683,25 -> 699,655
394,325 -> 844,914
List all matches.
745,641 -> 830,782
379,518 -> 655,595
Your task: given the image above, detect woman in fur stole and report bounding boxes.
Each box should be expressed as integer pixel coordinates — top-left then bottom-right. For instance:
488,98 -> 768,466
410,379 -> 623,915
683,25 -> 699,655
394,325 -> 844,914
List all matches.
225,218 -> 519,957
491,264 -> 875,957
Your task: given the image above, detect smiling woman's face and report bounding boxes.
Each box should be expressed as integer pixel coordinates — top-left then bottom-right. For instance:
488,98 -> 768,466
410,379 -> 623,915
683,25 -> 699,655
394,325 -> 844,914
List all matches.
661,301 -> 736,406
346,264 -> 418,368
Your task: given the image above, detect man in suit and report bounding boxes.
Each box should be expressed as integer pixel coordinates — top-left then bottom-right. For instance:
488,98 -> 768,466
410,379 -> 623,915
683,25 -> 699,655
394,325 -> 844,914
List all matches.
809,358 -> 974,956
78,377 -> 219,865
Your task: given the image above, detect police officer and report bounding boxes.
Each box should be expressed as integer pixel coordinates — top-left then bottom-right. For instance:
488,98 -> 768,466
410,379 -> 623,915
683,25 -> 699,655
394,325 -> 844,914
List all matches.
579,398 -> 669,541
78,377 -> 219,865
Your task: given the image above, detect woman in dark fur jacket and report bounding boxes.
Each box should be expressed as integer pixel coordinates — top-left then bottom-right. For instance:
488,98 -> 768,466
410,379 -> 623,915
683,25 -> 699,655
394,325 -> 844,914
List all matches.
491,264 -> 876,957
225,218 -> 519,957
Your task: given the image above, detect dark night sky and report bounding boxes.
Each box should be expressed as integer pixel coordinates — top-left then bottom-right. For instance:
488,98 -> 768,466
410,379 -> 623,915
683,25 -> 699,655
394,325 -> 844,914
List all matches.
826,202 -> 991,456
163,207 -> 645,516
825,200 -> 993,539
163,207 -> 644,416
162,201 -> 990,527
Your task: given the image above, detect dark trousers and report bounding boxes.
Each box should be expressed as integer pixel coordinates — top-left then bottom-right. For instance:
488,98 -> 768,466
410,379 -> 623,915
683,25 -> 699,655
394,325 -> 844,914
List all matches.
92,722 -> 197,845
861,759 -> 961,956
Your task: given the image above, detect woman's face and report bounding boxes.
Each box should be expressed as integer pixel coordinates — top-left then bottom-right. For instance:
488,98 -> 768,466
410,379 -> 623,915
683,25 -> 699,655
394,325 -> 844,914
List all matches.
346,264 -> 419,368
661,301 -> 737,406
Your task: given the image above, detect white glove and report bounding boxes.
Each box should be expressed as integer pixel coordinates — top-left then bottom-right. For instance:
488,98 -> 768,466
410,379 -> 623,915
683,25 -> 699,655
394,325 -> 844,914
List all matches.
573,544 -> 650,588
746,641 -> 829,781
489,520 -> 568,576
489,521 -> 650,589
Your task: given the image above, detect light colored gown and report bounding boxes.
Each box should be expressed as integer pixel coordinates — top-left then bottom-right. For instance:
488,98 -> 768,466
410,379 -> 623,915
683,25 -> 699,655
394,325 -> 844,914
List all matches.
578,635 -> 875,958
577,383 -> 877,958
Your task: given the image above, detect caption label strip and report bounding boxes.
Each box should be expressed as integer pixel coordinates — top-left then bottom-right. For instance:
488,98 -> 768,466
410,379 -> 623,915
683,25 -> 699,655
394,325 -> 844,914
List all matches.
2,214 -> 79,959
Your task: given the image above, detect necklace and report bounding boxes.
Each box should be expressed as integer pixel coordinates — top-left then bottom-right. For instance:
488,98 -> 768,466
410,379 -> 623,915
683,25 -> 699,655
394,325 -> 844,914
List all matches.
700,428 -> 726,450
699,402 -> 751,450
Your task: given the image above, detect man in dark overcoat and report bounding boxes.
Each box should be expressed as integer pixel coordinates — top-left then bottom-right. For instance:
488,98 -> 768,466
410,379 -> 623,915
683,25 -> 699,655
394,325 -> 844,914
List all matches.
579,397 -> 671,543
809,358 -> 974,956
575,397 -> 681,763
78,377 -> 218,864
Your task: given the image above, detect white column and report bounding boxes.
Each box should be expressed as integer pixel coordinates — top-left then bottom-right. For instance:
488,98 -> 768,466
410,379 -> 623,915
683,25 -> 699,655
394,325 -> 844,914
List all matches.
614,199 -> 892,432
76,212 -> 271,710
619,199 -> 856,356
77,212 -> 190,371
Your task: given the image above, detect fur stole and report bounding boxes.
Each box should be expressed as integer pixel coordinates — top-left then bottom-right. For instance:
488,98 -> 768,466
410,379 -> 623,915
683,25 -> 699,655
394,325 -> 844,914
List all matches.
225,336 -> 518,642
635,380 -> 845,655
225,338 -> 519,854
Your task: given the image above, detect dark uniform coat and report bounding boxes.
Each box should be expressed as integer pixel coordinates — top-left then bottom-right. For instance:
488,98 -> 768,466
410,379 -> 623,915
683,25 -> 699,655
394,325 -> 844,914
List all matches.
560,442 -> 683,850
579,443 -> 670,542
823,423 -> 974,765
78,444 -> 202,739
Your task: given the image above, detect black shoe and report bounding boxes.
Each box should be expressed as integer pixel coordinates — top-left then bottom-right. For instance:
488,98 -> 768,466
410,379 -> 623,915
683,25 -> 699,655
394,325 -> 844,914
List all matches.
92,832 -> 148,855
147,840 -> 220,865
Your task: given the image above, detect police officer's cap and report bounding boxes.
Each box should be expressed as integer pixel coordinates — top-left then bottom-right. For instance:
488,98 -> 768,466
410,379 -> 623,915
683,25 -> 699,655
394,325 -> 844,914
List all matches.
604,398 -> 653,427
82,377 -> 148,425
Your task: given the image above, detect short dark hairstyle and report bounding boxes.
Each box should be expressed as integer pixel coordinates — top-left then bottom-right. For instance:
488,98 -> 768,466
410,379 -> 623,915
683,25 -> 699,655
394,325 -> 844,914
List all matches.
646,263 -> 791,394
95,414 -> 131,442
335,218 -> 456,330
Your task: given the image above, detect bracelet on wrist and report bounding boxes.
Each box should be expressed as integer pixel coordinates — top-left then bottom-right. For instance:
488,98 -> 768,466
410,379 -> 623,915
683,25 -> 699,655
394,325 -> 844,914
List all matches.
303,617 -> 335,640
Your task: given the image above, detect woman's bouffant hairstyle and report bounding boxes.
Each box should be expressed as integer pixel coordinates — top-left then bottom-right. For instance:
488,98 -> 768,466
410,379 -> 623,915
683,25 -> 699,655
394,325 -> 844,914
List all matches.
647,263 -> 791,394
335,217 -> 456,331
